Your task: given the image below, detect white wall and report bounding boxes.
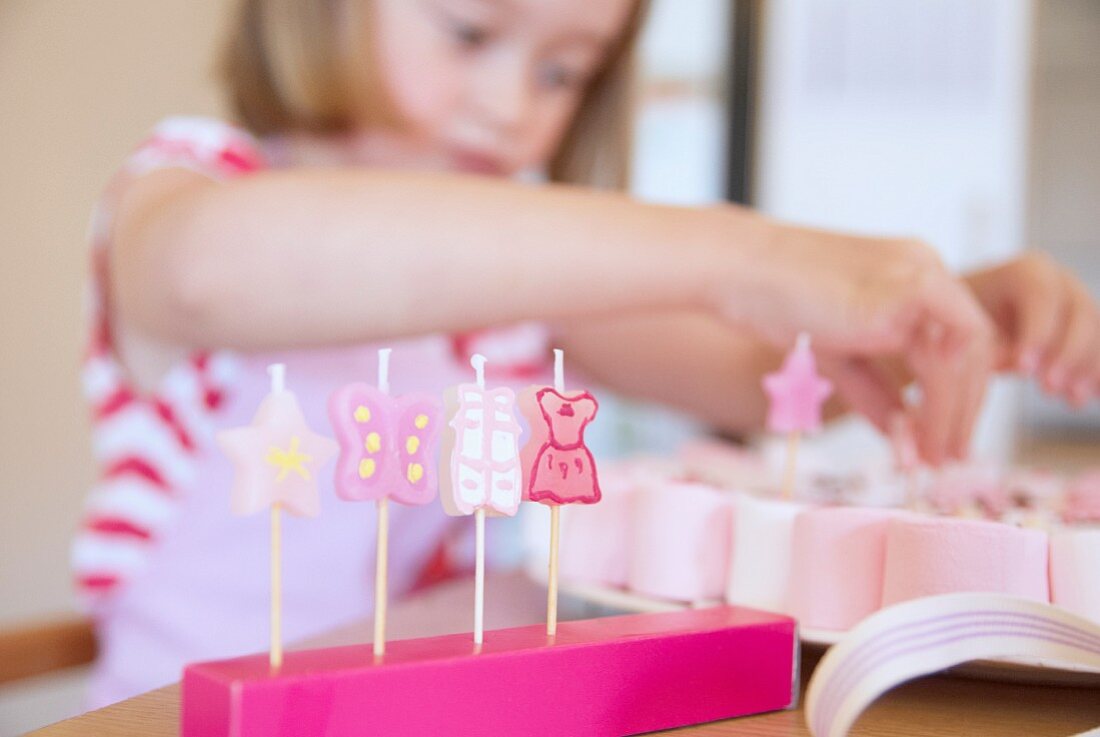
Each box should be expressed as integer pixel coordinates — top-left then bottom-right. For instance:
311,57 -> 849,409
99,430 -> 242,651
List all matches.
1,4 -> 230,731
1023,0 -> 1100,434
754,0 -> 1034,460
0,0 -> 228,625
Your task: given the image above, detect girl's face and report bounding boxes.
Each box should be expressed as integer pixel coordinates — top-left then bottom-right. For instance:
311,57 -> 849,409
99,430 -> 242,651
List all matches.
366,0 -> 636,176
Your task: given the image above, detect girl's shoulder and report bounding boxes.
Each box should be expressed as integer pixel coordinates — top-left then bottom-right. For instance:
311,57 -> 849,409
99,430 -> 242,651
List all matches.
122,115 -> 267,180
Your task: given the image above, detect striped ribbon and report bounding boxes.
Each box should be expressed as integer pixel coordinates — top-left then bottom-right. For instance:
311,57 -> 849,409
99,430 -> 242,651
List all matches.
806,593 -> 1100,737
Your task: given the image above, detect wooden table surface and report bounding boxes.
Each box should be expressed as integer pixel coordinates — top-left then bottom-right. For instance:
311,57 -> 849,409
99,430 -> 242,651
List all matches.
27,572 -> 1100,737
27,650 -> 1100,737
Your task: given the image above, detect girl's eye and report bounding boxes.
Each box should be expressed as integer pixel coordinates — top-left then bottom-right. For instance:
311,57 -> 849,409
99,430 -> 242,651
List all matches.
538,63 -> 583,91
447,16 -> 490,48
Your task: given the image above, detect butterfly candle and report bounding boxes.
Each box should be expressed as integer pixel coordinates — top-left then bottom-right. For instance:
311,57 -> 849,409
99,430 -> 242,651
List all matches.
440,354 -> 524,645
762,333 -> 833,500
217,364 -> 337,669
520,349 -> 601,636
328,349 -> 442,657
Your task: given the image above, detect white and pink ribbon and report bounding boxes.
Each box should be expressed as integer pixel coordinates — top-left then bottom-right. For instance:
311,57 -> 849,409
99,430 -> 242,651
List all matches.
806,593 -> 1100,737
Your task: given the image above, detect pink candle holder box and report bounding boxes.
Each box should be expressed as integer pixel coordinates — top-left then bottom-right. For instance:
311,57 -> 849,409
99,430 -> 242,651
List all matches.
182,605 -> 799,737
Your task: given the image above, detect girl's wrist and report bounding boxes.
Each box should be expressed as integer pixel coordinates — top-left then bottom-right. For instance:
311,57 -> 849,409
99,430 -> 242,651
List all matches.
690,205 -> 783,327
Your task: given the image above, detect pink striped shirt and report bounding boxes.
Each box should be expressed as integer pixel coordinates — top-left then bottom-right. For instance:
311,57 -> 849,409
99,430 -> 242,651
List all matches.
74,117 -> 550,706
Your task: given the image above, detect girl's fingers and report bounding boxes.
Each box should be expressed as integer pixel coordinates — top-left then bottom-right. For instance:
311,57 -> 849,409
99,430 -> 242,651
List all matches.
1043,278 -> 1097,396
1015,266 -> 1064,375
916,272 -> 992,360
949,339 -> 993,460
824,356 -> 907,433
1061,286 -> 1100,406
908,332 -> 961,466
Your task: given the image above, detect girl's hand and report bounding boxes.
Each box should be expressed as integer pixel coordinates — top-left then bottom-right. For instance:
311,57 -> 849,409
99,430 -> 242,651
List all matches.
716,223 -> 996,465
965,252 -> 1100,407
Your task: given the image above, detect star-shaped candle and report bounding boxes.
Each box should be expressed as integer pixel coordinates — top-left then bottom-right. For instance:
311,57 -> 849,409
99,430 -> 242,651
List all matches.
763,333 -> 833,499
217,364 -> 336,668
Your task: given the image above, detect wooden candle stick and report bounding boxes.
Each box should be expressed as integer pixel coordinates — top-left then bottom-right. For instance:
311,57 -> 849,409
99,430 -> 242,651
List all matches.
328,349 -> 442,658
440,354 -> 524,646
762,333 -> 833,501
218,364 -> 337,669
519,349 -> 601,637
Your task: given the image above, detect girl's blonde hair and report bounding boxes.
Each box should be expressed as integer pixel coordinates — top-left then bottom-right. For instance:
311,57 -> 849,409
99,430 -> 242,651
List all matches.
218,0 -> 649,190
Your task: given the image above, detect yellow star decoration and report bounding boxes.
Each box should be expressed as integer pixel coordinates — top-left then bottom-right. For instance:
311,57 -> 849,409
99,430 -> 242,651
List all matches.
265,436 -> 314,482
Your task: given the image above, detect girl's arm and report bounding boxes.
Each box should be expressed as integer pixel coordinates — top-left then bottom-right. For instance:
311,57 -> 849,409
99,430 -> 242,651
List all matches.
112,166 -> 992,463
557,315 -> 905,437
555,312 -> 781,434
113,167 -> 766,349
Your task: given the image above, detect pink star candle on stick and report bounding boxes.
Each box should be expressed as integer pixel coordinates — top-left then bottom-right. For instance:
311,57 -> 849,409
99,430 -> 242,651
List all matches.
217,364 -> 337,669
519,349 -> 601,636
440,354 -> 524,645
762,333 -> 833,499
328,349 -> 442,658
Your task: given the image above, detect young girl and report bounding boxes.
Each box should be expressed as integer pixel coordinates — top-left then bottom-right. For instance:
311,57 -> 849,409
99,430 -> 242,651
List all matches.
75,0 -> 1099,706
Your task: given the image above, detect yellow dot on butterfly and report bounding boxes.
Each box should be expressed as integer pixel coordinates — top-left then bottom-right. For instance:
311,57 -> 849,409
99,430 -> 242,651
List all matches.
414,414 -> 429,430
407,462 -> 424,484
354,405 -> 371,423
358,458 -> 376,479
406,435 -> 420,454
365,432 -> 381,454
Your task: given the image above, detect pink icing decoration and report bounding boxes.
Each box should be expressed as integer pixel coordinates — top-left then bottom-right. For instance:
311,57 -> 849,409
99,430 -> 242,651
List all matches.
217,389 -> 337,518
925,462 -> 1006,517
519,387 -> 601,505
441,384 -> 523,517
1064,470 -> 1100,523
327,383 -> 442,506
762,334 -> 833,434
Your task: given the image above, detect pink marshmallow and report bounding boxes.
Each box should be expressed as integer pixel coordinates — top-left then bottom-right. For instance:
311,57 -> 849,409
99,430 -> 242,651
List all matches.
628,482 -> 732,602
725,495 -> 809,613
1050,527 -> 1100,624
882,516 -> 1049,606
558,465 -> 637,588
788,507 -> 901,632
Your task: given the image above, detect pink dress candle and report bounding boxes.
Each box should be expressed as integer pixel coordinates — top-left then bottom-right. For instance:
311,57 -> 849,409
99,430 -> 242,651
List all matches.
520,387 -> 601,505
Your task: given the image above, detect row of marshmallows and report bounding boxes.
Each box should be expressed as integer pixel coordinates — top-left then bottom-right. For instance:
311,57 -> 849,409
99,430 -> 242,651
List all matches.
551,452 -> 1100,633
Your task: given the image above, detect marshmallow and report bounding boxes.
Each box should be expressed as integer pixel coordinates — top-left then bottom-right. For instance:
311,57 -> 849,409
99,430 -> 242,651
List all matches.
1050,527 -> 1100,624
627,482 -> 732,602
557,466 -> 636,588
882,516 -> 1049,606
725,495 -> 809,613
788,507 -> 901,631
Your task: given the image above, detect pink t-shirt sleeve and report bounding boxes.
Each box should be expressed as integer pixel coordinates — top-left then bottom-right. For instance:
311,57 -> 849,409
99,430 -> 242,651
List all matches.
74,118 -> 265,606
123,116 -> 265,179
